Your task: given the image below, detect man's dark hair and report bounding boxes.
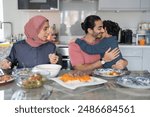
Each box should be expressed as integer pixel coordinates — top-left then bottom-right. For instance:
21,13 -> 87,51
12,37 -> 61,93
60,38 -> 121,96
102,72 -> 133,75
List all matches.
81,15 -> 101,34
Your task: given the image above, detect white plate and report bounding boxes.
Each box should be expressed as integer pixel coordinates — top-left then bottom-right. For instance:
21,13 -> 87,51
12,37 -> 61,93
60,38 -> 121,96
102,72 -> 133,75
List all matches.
93,68 -> 126,78
116,76 -> 150,89
0,76 -> 15,84
50,77 -> 107,90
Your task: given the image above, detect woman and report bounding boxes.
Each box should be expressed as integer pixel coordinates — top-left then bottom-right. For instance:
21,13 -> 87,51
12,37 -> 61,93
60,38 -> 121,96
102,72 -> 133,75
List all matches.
0,15 -> 60,69
75,20 -> 128,69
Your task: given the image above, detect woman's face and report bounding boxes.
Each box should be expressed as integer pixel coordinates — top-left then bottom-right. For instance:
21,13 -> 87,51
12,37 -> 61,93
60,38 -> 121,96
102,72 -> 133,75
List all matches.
38,21 -> 51,42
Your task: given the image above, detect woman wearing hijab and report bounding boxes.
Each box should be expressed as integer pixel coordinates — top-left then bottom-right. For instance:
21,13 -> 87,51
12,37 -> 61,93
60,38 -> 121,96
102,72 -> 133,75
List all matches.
0,15 -> 60,69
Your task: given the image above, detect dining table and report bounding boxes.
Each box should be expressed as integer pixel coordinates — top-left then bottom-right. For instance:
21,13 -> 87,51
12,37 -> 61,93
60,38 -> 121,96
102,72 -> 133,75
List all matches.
0,69 -> 150,100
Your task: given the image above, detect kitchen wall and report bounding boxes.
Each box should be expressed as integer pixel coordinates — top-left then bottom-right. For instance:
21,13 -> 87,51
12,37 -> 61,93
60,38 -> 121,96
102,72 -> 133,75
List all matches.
1,0 -> 150,43
1,0 -> 60,41
0,0 -> 4,41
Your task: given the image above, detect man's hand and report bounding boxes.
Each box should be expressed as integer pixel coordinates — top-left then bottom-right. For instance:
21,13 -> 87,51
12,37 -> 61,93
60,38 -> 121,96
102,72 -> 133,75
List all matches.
103,48 -> 120,62
112,59 -> 128,70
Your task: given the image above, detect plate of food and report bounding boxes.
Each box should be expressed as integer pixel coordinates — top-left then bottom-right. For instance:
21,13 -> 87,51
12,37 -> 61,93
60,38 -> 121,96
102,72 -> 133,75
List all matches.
50,73 -> 107,90
0,75 -> 15,84
116,76 -> 150,89
93,68 -> 126,78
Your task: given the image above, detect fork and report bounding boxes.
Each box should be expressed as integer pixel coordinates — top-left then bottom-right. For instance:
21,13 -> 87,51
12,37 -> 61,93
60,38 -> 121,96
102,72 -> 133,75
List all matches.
40,85 -> 53,100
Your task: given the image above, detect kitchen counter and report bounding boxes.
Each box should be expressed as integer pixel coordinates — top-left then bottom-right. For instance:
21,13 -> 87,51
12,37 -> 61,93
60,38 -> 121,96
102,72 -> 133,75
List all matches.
119,44 -> 150,48
1,70 -> 150,100
56,43 -> 150,48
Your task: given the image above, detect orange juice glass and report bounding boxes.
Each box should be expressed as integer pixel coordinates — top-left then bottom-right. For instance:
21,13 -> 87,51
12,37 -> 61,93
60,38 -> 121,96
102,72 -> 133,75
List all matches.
138,39 -> 146,45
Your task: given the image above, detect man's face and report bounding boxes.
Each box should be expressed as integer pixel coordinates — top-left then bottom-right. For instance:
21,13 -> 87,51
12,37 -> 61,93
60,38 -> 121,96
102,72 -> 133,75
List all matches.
91,20 -> 104,39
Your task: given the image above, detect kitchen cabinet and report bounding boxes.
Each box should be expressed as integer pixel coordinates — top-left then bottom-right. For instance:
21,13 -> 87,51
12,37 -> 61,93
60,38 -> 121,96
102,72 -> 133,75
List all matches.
120,46 -> 150,71
18,0 -> 59,10
141,0 -> 150,10
98,0 -> 141,11
119,46 -> 143,70
143,48 -> 150,71
98,0 -> 150,11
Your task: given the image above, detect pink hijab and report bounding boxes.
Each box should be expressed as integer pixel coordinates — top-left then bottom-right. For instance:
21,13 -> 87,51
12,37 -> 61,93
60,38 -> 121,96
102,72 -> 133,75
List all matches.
24,15 -> 48,47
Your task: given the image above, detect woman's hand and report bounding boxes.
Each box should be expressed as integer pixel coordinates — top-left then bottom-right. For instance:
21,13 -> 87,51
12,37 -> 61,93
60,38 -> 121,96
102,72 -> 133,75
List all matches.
112,59 -> 128,70
0,59 -> 12,69
47,33 -> 56,42
103,48 -> 120,62
49,53 -> 59,64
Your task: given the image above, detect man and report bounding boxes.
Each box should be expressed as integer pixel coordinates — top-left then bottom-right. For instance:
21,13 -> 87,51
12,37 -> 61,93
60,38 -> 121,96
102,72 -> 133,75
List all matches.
69,15 -> 121,71
74,20 -> 128,69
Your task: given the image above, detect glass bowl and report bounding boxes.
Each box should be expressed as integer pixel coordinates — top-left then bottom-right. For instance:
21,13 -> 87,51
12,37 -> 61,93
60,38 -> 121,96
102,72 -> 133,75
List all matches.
12,68 -> 31,77
16,73 -> 44,89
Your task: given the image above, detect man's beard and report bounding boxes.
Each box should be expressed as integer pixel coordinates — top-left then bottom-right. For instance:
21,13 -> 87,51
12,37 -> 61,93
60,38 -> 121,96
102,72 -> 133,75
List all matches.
96,34 -> 103,39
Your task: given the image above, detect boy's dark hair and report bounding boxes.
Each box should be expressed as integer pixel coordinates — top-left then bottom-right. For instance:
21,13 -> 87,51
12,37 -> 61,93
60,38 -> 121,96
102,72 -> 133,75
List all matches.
81,15 -> 101,34
103,20 -> 120,36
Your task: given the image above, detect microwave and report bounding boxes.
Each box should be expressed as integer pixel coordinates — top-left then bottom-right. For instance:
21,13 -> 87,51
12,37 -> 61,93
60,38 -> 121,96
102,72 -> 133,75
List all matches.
18,0 -> 59,10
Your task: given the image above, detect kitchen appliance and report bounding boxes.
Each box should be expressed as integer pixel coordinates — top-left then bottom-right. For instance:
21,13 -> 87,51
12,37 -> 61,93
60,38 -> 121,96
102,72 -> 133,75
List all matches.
136,30 -> 150,45
18,0 -> 59,10
119,29 -> 133,44
56,45 -> 72,70
138,22 -> 150,30
136,22 -> 150,45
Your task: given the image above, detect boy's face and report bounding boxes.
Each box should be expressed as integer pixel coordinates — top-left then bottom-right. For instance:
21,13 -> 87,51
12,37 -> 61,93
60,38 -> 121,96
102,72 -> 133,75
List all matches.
101,27 -> 108,38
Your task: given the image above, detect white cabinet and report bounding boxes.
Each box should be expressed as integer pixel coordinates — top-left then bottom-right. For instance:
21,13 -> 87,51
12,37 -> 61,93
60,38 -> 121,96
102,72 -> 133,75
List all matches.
98,0 -> 150,11
120,46 -> 150,71
143,48 -> 150,71
141,0 -> 150,10
98,0 -> 141,11
119,47 -> 143,70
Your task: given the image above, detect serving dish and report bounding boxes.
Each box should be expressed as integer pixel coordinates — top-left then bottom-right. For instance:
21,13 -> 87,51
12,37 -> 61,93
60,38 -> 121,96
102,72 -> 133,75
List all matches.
17,73 -> 44,89
12,68 -> 31,77
0,75 -> 15,84
50,76 -> 107,90
116,76 -> 150,89
32,64 -> 62,77
93,68 -> 126,78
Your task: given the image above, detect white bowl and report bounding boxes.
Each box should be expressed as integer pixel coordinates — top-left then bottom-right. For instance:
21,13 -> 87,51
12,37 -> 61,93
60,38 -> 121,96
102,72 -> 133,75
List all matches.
32,64 -> 62,78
